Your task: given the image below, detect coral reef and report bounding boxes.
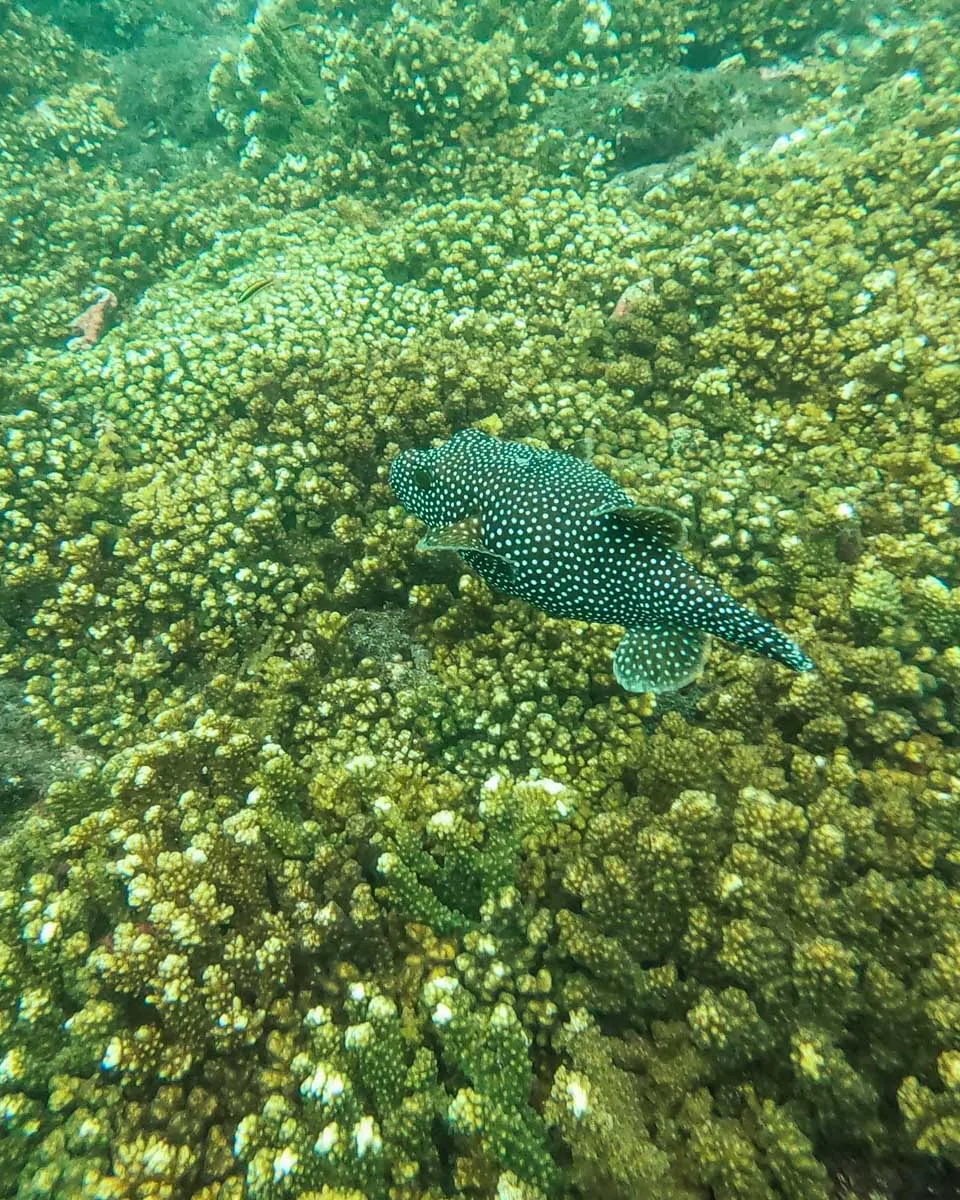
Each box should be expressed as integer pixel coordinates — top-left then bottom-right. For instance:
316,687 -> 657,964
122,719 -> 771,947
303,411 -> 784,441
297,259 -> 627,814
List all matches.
21,0 -> 227,48
206,0 -> 869,183
207,0 -> 550,180
0,720 -> 575,1196
1,0 -> 960,1196
0,3 -> 122,166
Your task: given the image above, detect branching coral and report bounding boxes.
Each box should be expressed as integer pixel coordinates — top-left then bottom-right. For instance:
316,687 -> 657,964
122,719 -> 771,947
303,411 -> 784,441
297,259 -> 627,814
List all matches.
1,2 -> 960,1197
208,0 -> 545,179
0,718 -> 579,1196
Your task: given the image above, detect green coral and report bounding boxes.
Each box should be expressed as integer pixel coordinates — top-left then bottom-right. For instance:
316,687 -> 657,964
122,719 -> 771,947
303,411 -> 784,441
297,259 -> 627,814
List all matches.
206,0 -> 869,184
0,717 -> 576,1196
208,0 -> 546,179
2,0 -> 960,1196
0,4 -> 122,170
546,1010 -> 832,1200
21,0 -> 225,47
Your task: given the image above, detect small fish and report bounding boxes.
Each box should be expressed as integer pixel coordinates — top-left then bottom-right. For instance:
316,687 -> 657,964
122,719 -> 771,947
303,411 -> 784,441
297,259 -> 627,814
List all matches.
236,276 -> 275,304
67,286 -> 117,351
389,429 -> 814,693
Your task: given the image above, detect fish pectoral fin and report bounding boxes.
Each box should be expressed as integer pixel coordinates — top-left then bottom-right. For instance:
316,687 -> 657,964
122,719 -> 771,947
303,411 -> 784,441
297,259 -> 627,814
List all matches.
591,502 -> 687,548
613,625 -> 709,693
417,516 -> 511,563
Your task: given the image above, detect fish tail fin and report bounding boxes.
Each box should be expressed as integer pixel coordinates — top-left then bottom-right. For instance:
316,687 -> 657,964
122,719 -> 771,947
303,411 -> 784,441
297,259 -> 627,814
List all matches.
655,558 -> 814,675
670,570 -> 815,674
701,592 -> 814,672
752,625 -> 815,673
613,625 -> 709,693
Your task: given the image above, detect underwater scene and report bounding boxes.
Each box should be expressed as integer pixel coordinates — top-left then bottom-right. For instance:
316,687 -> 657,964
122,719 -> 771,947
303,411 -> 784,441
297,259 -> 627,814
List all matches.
1,0 -> 960,1196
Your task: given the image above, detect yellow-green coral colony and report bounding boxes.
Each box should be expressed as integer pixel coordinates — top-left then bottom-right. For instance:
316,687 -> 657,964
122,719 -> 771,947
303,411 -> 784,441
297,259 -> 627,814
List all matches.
1,0 -> 960,1198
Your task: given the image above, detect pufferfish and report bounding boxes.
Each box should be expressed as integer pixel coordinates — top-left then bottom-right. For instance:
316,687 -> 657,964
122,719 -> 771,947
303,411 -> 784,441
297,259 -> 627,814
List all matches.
389,429 -> 814,693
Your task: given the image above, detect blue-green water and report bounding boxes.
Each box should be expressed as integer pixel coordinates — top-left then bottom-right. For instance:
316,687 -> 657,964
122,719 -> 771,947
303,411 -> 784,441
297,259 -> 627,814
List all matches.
1,1 -> 959,1197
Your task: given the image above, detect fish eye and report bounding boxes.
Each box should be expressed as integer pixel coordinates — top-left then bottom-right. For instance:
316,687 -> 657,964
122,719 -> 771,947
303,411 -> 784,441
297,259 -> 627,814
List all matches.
413,466 -> 435,491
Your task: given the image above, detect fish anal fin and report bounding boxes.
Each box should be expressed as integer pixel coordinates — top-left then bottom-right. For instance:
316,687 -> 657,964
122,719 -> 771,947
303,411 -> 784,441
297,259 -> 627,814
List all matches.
591,502 -> 687,547
613,625 -> 709,693
417,515 -> 510,563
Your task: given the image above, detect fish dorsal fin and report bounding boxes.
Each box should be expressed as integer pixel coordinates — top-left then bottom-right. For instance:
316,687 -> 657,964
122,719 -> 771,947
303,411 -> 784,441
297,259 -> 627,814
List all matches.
614,625 -> 709,693
417,515 -> 511,563
591,502 -> 687,548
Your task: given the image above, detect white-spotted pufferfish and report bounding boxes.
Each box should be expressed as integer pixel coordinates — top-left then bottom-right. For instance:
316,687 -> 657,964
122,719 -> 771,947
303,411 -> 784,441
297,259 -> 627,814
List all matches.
390,429 -> 814,693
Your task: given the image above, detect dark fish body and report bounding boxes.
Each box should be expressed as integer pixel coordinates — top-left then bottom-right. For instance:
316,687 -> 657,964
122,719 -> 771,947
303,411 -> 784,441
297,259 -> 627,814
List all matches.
389,429 -> 814,692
